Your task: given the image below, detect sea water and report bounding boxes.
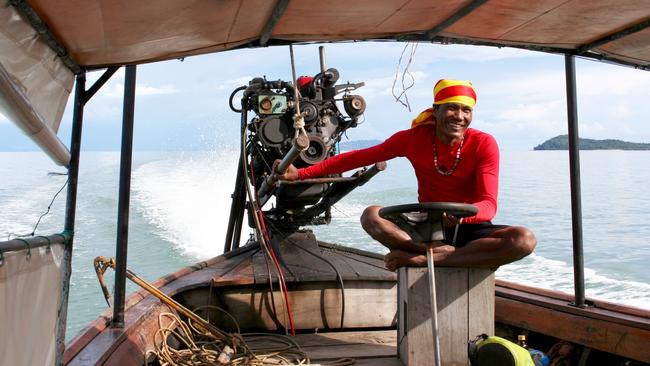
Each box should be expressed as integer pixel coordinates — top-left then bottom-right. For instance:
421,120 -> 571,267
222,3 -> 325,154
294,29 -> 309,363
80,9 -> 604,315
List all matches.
1,150 -> 649,341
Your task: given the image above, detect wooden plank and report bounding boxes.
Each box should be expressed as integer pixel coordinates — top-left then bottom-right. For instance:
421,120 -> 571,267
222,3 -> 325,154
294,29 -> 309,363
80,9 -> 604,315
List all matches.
497,279 -> 650,320
401,267 -> 471,366
170,247 -> 258,290
292,330 -> 398,362
253,234 -> 396,283
301,342 -> 397,359
397,268 -> 408,362
496,282 -> 650,331
437,267 -> 469,365
496,296 -> 650,363
218,281 -> 397,330
468,268 -> 495,337
67,298 -> 173,366
398,267 -> 495,366
352,357 -> 404,366
295,330 -> 396,347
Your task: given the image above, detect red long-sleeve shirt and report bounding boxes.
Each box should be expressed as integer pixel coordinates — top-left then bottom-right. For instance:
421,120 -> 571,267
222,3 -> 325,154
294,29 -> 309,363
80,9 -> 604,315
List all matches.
298,125 -> 499,224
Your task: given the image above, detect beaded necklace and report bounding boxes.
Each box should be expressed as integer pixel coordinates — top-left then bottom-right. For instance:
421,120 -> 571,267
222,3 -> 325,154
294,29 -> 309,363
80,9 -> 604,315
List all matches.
433,136 -> 464,176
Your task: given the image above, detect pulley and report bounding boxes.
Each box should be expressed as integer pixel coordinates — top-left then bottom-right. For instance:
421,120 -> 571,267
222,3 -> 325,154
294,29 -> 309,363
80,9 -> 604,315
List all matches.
343,95 -> 366,117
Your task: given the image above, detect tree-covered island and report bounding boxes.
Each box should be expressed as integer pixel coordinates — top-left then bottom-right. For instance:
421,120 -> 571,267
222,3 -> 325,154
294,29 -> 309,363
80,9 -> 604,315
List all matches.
534,135 -> 650,150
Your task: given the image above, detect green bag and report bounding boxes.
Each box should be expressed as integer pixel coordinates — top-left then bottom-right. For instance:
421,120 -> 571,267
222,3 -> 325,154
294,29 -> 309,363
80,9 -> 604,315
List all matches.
469,334 -> 535,366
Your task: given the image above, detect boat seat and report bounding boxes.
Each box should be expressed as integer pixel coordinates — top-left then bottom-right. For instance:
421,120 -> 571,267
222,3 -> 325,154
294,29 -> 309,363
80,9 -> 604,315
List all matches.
398,266 -> 495,366
378,202 -> 493,365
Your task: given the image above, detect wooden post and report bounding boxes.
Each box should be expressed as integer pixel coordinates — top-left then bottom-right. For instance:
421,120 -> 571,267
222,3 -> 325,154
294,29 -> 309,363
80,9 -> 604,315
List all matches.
398,267 -> 494,366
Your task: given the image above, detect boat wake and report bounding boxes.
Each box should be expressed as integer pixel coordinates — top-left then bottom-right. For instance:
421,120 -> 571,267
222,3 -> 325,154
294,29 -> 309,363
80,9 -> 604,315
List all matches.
498,253 -> 650,309
132,150 -> 247,259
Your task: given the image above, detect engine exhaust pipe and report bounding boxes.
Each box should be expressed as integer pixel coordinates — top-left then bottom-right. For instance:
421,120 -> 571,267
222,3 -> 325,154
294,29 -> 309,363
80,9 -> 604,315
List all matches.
319,46 -> 326,73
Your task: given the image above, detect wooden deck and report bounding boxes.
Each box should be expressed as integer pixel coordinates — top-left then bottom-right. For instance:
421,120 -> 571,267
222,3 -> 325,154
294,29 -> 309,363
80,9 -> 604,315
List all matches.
292,330 -> 401,365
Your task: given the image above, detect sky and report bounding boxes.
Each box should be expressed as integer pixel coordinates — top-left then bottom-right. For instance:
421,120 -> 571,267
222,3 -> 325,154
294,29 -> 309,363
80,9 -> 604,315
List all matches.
2,41 -> 650,153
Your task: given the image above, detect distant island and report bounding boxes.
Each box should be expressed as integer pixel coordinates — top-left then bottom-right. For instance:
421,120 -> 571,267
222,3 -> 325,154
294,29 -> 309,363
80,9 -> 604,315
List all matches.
534,135 -> 650,150
339,139 -> 381,151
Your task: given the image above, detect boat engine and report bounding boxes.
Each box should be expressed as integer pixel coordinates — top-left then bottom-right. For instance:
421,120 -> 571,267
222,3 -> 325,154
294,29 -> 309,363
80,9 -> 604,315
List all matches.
225,64 -> 383,243
236,69 -> 365,167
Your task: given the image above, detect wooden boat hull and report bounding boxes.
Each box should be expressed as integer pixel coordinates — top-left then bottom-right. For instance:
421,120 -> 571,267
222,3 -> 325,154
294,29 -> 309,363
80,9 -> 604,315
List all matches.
64,240 -> 650,365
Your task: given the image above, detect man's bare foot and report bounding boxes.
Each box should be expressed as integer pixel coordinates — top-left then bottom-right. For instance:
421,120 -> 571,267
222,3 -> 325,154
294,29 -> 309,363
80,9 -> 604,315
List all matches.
384,245 -> 456,271
384,250 -> 426,271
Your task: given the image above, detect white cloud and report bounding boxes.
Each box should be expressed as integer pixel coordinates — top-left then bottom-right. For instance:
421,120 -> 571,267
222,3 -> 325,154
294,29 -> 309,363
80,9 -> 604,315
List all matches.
579,121 -> 608,136
217,76 -> 254,90
101,83 -> 179,98
0,111 -> 9,124
480,70 -> 566,103
577,64 -> 650,96
497,99 -> 565,124
361,71 -> 430,101
418,44 -> 540,63
607,104 -> 632,118
137,84 -> 179,96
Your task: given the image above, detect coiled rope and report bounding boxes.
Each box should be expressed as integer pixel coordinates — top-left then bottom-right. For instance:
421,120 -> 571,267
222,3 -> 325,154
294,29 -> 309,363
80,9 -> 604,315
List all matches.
96,257 -> 316,365
146,310 -> 311,365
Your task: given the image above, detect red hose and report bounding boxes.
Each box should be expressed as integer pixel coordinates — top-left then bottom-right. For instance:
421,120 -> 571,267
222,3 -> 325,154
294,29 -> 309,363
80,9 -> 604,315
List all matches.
250,162 -> 296,335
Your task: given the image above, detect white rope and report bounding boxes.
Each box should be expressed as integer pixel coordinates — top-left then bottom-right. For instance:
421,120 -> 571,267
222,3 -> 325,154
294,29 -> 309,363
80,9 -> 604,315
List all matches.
391,42 -> 419,112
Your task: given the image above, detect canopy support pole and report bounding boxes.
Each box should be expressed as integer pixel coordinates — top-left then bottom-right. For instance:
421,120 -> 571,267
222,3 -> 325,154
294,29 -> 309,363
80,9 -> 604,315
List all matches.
55,71 -> 85,366
224,99 -> 249,252
113,65 -> 137,327
564,54 -> 586,308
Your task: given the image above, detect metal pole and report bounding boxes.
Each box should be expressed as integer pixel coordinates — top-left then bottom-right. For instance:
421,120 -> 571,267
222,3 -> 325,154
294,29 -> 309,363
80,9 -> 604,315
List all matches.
565,54 -> 586,307
426,244 -> 442,366
55,71 -> 86,366
113,65 -> 137,326
224,155 -> 246,252
319,46 -> 326,72
225,104 -> 250,252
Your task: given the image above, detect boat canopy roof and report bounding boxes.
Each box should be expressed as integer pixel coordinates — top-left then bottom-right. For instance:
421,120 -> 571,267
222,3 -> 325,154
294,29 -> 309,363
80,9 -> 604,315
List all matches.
2,0 -> 650,165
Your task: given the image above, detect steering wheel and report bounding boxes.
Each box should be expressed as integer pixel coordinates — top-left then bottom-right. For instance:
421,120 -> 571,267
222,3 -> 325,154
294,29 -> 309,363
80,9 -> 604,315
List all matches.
378,202 -> 478,245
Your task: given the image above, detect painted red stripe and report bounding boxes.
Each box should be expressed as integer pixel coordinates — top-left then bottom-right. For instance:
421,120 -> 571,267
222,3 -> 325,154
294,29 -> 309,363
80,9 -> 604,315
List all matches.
435,85 -> 476,103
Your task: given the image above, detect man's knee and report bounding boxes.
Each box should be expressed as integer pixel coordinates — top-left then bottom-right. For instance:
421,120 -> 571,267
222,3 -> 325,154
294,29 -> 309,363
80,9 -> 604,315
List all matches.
507,226 -> 537,258
360,205 -> 383,236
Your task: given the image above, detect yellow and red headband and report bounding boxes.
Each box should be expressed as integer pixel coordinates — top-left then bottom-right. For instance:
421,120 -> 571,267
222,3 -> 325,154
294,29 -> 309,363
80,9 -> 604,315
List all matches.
433,79 -> 476,108
411,79 -> 476,128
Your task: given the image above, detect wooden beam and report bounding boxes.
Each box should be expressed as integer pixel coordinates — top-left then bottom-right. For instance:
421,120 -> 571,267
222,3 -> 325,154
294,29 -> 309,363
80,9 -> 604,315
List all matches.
425,0 -> 488,40
259,0 -> 290,46
577,18 -> 650,53
496,296 -> 650,363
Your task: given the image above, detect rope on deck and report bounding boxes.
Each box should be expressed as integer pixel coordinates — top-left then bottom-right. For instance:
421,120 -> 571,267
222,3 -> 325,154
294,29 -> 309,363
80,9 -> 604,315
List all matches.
146,309 -> 355,365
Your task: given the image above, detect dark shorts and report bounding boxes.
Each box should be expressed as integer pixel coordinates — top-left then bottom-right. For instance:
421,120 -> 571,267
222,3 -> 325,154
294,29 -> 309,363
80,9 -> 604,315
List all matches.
442,222 -> 509,247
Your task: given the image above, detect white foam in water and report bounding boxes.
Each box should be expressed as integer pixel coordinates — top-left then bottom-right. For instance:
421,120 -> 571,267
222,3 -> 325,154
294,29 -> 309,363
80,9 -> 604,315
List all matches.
498,253 -> 650,309
0,179 -> 66,238
132,150 -> 248,259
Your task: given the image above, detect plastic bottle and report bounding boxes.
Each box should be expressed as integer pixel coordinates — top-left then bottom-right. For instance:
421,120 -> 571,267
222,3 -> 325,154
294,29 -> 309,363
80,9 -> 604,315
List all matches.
518,335 -> 550,366
518,335 -> 528,349
528,348 -> 550,366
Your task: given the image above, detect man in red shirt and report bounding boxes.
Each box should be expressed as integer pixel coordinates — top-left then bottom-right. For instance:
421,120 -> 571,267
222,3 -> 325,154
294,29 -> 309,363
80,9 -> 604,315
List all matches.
278,79 -> 536,270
